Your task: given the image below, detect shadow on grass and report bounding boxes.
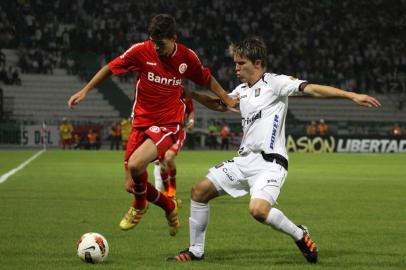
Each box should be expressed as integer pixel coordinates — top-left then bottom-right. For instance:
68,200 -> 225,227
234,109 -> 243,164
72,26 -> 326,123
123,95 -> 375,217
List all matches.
206,247 -> 304,266
202,247 -> 406,269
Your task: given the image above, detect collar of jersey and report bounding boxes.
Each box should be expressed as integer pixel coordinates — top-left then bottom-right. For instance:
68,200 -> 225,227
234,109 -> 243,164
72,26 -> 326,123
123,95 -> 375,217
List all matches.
246,72 -> 267,88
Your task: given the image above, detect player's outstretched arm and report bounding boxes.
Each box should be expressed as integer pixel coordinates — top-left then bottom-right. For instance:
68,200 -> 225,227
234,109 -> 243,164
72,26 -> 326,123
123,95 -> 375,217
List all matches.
187,90 -> 228,112
303,84 -> 381,108
207,75 -> 239,108
68,65 -> 112,109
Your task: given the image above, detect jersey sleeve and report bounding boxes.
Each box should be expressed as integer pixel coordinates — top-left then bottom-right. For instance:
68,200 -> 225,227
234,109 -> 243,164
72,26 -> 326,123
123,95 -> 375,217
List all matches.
228,87 -> 240,99
273,75 -> 307,97
107,43 -> 143,75
183,49 -> 211,86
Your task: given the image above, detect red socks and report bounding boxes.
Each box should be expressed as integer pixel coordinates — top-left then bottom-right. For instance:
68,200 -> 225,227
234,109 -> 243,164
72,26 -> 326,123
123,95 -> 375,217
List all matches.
131,171 -> 148,210
168,169 -> 176,192
131,170 -> 174,213
146,182 -> 175,214
161,171 -> 170,193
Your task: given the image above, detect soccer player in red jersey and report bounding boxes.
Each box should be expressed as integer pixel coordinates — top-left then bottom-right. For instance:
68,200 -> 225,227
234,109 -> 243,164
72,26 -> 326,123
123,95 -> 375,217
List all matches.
68,14 -> 237,236
154,94 -> 195,201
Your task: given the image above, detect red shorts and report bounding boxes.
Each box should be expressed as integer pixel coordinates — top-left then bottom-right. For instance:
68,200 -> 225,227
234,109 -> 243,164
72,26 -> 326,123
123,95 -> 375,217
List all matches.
168,129 -> 186,155
124,124 -> 182,170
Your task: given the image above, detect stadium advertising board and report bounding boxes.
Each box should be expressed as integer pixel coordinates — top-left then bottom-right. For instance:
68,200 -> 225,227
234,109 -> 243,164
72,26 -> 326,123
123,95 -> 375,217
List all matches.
21,125 -> 59,147
286,135 -> 406,153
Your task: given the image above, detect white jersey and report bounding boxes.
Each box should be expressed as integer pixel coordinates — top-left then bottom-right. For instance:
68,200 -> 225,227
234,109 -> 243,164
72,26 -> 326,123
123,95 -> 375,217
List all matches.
230,72 -> 306,159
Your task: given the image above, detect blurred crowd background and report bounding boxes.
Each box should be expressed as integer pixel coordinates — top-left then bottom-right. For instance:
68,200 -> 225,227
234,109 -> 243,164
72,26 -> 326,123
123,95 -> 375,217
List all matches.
1,0 -> 405,92
0,0 -> 405,149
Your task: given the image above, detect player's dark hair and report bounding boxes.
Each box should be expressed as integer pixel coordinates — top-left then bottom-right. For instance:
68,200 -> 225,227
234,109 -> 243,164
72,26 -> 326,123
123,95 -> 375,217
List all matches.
148,14 -> 177,40
229,36 -> 267,68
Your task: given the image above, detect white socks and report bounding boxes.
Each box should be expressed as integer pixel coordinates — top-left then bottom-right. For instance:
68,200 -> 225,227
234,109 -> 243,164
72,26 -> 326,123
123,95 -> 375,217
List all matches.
153,163 -> 162,191
188,200 -> 209,257
265,208 -> 303,241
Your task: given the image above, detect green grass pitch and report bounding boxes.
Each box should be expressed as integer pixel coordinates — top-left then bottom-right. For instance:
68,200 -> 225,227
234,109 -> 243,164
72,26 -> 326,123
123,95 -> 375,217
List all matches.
0,150 -> 405,270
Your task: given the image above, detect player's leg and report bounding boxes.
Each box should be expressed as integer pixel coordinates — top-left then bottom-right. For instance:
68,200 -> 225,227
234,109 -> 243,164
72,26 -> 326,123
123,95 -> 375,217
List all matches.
144,125 -> 183,235
119,139 -> 156,230
127,138 -> 157,210
249,198 -> 303,239
249,172 -> 318,263
168,178 -> 219,261
164,129 -> 185,198
159,160 -> 170,195
121,138 -> 179,234
163,149 -> 177,197
168,156 -> 245,262
153,161 -> 163,191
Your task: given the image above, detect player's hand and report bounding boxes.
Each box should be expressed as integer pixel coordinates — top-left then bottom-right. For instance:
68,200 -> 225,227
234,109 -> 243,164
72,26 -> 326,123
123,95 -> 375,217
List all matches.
187,119 -> 194,131
68,90 -> 87,109
352,94 -> 381,108
222,95 -> 240,109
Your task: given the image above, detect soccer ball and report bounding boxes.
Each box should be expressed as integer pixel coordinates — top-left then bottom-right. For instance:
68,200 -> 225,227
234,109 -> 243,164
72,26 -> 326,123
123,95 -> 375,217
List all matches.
77,232 -> 109,263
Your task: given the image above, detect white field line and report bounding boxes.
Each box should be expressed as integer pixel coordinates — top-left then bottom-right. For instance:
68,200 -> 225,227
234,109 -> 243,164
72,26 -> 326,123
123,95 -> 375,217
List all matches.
0,150 -> 45,184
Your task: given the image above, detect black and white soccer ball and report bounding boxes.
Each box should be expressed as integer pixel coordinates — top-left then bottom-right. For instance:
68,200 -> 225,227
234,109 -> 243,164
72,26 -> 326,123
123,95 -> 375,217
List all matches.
77,232 -> 109,263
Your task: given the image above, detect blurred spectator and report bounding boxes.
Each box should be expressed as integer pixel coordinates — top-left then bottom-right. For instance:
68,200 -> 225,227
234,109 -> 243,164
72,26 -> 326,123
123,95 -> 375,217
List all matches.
10,67 -> 21,85
230,132 -> 242,149
318,119 -> 329,136
86,129 -> 99,150
0,49 -> 5,66
306,121 -> 317,135
220,122 -> 230,150
59,117 -> 73,149
390,123 -> 403,137
110,121 -> 121,150
207,121 -> 218,149
0,65 -> 7,84
120,118 -> 131,150
72,132 -> 83,149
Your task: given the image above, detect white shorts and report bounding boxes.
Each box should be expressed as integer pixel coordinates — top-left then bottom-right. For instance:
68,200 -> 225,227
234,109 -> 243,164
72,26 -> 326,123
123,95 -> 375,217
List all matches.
207,152 -> 287,205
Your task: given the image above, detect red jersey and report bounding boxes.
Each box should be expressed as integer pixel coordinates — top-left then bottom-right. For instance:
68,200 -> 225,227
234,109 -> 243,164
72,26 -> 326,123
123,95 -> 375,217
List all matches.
108,40 -> 211,127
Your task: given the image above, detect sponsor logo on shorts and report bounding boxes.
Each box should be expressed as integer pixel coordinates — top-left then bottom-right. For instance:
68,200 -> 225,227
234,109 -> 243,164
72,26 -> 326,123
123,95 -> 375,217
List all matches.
179,63 -> 188,74
149,126 -> 160,133
222,167 -> 236,182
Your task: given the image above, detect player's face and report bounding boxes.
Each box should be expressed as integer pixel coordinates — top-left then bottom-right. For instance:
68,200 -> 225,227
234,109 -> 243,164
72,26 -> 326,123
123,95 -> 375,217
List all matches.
233,54 -> 259,85
151,37 -> 176,56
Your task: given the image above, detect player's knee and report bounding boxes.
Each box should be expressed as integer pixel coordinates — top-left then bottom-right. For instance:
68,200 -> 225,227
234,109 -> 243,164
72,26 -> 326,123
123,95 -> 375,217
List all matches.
249,205 -> 269,223
191,183 -> 209,203
164,151 -> 176,165
127,162 -> 143,176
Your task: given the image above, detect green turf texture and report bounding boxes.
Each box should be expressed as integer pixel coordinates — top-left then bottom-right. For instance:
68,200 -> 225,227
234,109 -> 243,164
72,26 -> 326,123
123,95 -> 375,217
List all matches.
0,150 -> 405,270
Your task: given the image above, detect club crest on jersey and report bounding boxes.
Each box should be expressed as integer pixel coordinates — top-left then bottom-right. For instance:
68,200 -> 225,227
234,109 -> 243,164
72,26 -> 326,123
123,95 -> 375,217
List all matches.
149,126 -> 160,133
255,88 -> 261,97
179,63 -> 188,74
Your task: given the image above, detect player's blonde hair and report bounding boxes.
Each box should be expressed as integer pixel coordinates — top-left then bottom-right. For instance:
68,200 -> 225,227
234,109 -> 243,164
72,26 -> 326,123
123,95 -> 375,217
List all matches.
229,36 -> 267,68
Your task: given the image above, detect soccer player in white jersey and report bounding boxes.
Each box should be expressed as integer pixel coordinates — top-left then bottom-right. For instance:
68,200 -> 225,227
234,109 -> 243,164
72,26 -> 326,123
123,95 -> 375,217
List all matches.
168,37 -> 381,263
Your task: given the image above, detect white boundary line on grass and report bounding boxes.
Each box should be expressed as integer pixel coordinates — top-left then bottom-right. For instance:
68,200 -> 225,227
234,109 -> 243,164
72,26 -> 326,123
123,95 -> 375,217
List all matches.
0,149 -> 45,184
